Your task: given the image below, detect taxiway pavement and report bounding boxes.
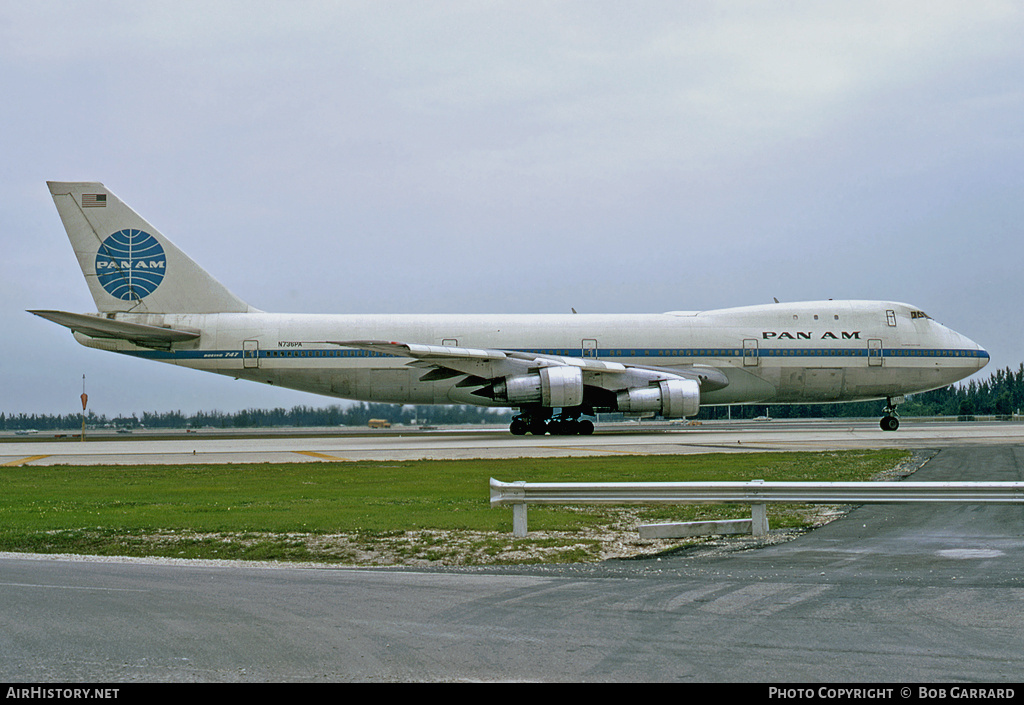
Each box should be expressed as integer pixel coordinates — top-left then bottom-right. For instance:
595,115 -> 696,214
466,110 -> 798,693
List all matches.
4,419 -> 1024,465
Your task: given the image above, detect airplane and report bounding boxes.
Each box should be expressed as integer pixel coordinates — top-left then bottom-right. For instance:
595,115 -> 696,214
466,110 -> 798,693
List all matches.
32,181 -> 989,435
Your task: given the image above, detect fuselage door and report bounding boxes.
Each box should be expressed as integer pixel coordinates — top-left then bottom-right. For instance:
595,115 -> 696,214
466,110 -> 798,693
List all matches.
868,339 -> 883,367
582,339 -> 598,358
243,339 -> 260,369
743,339 -> 759,367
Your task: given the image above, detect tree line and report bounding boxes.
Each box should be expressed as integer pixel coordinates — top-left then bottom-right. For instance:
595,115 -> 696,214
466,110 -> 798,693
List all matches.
0,403 -> 513,431
4,364 -> 1022,431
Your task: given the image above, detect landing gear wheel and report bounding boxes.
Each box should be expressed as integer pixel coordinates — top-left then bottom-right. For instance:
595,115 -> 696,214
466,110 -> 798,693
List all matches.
548,419 -> 568,436
546,418 -> 595,435
510,408 -> 595,436
879,396 -> 902,432
880,415 -> 900,431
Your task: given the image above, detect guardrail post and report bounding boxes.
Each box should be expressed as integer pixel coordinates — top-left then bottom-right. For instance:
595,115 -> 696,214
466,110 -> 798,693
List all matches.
513,503 -> 528,537
748,480 -> 768,537
751,504 -> 768,537
493,480 -> 530,537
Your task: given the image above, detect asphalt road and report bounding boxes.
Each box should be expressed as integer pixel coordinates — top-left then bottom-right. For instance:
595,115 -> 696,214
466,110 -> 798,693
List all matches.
1,439 -> 1022,682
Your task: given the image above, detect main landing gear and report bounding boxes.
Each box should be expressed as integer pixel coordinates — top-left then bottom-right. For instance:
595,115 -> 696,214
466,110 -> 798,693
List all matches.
880,396 -> 902,431
509,408 -> 595,436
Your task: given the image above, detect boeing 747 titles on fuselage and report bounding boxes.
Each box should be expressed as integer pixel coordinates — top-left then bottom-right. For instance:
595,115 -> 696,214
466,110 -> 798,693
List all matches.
32,182 -> 989,435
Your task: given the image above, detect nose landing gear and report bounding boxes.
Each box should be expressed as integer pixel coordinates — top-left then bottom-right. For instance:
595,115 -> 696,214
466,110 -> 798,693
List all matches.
880,396 -> 902,431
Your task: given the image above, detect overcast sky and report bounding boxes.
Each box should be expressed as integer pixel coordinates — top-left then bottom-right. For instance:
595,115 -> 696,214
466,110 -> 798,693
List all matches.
2,1 -> 1022,417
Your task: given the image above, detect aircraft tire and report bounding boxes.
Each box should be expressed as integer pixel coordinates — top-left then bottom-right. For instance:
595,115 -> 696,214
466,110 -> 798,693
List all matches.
880,416 -> 900,431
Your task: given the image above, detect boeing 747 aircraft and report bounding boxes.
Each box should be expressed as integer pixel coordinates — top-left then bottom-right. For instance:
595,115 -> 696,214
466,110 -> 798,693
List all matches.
32,182 -> 989,435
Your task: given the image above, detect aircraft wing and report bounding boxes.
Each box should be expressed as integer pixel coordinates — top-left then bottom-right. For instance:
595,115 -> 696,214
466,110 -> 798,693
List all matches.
328,339 -> 524,383
329,339 -> 729,394
331,340 -> 627,370
333,340 -> 511,362
29,310 -> 200,348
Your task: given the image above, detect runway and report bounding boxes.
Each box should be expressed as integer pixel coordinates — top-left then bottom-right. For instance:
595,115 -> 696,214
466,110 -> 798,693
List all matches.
4,419 -> 1024,465
2,421 -> 1023,682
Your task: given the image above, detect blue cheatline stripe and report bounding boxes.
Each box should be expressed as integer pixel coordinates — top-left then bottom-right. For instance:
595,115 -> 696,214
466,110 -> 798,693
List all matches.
119,347 -> 990,361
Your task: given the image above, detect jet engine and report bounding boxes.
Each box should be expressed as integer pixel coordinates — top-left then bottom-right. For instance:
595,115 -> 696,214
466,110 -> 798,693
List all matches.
494,366 -> 584,408
615,378 -> 700,418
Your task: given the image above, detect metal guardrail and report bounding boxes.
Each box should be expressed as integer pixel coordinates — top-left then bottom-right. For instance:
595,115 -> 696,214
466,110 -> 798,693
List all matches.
489,478 -> 1024,537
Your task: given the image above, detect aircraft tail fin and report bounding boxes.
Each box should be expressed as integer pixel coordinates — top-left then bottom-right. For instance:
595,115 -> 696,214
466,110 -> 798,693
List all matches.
47,181 -> 254,314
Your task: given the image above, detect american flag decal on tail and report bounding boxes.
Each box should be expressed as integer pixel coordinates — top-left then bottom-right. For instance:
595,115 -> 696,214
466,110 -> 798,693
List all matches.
82,194 -> 107,207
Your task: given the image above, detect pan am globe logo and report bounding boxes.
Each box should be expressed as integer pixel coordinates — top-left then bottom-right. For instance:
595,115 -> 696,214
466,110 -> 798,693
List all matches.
95,229 -> 167,300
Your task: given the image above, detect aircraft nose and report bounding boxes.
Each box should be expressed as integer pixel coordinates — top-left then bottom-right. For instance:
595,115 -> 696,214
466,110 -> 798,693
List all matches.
964,334 -> 990,371
977,345 -> 991,370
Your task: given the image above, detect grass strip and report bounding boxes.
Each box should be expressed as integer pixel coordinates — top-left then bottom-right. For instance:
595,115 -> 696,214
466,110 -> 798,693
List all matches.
0,450 -> 908,565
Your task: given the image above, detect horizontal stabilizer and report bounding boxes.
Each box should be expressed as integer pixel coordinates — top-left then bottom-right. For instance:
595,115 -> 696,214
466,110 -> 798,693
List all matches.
29,310 -> 199,348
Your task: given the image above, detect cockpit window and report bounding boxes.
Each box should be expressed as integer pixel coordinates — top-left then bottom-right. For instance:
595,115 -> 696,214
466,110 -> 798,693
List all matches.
911,310 -> 931,320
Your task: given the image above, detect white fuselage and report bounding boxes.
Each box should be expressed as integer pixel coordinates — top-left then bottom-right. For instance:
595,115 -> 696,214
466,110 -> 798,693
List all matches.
73,300 -> 988,410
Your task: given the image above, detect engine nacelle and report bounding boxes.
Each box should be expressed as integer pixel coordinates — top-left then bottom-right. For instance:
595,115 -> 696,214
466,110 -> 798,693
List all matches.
496,366 -> 584,408
616,378 -> 700,418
